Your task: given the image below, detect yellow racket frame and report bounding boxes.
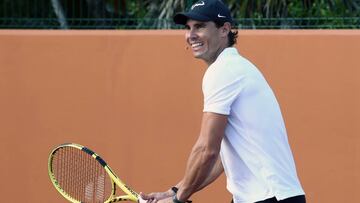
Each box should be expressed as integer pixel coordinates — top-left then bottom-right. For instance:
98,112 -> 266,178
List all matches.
48,143 -> 139,203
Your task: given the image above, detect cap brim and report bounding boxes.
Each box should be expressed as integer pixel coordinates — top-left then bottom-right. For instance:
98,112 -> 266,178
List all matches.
173,12 -> 212,25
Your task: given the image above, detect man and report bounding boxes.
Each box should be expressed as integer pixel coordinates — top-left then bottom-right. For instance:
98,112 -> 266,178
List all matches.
141,0 -> 306,202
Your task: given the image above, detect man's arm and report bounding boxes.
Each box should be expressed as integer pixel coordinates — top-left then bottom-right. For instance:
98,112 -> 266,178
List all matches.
194,153 -> 224,192
140,112 -> 227,203
141,156 -> 223,202
176,112 -> 227,202
173,153 -> 223,190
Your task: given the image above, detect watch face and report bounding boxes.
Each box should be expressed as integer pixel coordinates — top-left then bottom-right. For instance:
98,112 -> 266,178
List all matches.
171,186 -> 179,193
173,195 -> 183,203
171,191 -> 192,203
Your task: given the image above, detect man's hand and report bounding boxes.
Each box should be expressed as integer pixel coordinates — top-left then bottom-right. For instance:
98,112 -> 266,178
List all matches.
140,190 -> 174,203
157,196 -> 173,203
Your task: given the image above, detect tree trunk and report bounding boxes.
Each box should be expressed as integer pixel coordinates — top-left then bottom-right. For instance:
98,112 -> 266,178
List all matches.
51,0 -> 68,29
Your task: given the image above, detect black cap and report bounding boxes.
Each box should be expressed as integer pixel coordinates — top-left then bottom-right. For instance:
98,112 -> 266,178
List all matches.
173,0 -> 233,25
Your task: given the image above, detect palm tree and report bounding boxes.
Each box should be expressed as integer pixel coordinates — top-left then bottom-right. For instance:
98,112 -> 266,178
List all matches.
137,0 -> 185,29
48,0 -> 359,29
153,0 -> 359,28
51,0 -> 68,29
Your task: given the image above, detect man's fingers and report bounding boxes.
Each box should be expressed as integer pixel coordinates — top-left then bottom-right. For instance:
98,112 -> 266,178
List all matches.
139,192 -> 157,203
140,192 -> 152,200
138,195 -> 147,203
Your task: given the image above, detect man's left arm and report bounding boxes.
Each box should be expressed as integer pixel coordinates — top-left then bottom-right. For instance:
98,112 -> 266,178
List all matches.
176,112 -> 227,202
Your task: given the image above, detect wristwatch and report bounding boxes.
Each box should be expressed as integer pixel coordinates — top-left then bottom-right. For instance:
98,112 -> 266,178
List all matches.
171,186 -> 178,194
173,194 -> 186,203
171,187 -> 192,203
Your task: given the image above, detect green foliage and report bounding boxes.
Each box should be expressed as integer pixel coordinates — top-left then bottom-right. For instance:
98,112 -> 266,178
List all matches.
0,0 -> 359,29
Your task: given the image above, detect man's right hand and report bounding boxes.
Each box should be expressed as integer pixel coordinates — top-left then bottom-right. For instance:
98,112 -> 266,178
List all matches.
139,190 -> 175,203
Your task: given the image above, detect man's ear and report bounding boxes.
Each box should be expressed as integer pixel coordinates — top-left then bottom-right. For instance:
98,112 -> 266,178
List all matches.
221,22 -> 231,37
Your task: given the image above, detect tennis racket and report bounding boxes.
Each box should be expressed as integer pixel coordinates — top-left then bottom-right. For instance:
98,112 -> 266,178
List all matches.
48,143 -> 140,203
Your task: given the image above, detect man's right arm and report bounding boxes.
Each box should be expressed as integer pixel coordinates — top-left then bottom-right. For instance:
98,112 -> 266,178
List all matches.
140,155 -> 223,202
193,153 -> 223,192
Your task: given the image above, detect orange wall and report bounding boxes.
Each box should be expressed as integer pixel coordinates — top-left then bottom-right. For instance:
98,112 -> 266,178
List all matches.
0,30 -> 359,203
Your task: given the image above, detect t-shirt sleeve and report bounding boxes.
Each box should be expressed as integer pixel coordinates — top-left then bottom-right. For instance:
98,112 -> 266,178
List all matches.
202,65 -> 246,115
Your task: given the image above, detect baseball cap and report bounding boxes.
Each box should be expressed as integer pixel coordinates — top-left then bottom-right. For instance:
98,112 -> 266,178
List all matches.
173,0 -> 233,25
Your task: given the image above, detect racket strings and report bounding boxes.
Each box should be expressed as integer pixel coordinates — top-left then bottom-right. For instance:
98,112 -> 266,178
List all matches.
52,147 -> 112,203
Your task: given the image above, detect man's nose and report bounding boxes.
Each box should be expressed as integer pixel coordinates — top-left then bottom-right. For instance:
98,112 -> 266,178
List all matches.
186,29 -> 197,41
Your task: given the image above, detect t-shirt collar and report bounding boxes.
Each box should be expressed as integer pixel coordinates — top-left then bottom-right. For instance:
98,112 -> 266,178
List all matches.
216,47 -> 238,62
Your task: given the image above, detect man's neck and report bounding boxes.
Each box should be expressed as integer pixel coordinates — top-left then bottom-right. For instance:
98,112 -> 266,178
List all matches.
205,45 -> 229,66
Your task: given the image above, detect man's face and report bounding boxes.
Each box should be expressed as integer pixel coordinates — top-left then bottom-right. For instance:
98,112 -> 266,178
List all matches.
185,19 -> 224,64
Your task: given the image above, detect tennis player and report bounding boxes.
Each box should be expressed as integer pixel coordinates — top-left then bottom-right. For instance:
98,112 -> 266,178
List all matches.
141,0 -> 306,202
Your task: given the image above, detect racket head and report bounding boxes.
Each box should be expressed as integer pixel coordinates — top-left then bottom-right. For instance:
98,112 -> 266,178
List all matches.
48,143 -> 119,203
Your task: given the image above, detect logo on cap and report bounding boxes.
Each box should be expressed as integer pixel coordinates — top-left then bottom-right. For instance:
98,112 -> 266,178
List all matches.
218,14 -> 226,18
191,1 -> 205,10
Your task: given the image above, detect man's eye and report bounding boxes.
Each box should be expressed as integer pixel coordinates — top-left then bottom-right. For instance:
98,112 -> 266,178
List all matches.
196,24 -> 205,29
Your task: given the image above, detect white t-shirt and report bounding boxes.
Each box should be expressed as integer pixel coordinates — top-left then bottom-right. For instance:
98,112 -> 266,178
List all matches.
202,47 -> 305,203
